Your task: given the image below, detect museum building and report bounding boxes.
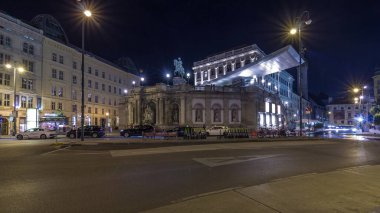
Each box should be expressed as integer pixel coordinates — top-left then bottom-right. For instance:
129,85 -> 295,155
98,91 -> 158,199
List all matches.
122,44 -> 307,129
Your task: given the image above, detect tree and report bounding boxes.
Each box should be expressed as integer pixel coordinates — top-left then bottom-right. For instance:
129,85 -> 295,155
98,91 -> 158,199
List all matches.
374,113 -> 380,125
370,105 -> 380,116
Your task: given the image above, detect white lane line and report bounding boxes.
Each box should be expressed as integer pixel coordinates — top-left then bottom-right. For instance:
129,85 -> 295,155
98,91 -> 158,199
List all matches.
42,146 -> 70,155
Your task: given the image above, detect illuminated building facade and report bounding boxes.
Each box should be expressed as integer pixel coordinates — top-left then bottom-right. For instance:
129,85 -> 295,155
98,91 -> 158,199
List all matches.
0,11 -> 139,134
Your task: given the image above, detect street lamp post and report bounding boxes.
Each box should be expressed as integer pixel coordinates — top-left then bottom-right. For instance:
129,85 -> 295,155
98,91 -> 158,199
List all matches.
290,11 -> 312,136
80,9 -> 92,141
354,85 -> 368,131
105,112 -> 109,132
166,73 -> 170,86
186,72 -> 191,84
140,77 -> 145,87
5,63 -> 24,136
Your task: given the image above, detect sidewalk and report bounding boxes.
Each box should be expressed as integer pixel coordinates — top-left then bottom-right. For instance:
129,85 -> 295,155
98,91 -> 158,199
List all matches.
144,165 -> 380,213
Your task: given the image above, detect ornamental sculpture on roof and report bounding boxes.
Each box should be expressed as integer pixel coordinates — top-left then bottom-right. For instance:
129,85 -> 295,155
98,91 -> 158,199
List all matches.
174,57 -> 185,78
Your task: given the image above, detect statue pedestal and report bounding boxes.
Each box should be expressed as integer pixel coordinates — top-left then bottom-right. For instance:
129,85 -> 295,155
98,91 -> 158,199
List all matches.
173,77 -> 186,85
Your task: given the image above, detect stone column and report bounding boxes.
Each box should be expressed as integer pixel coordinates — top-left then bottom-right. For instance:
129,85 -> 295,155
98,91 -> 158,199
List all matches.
208,69 -> 211,81
201,71 -> 204,85
159,98 -> 164,125
223,65 -> 227,75
156,98 -> 160,125
180,97 -> 185,125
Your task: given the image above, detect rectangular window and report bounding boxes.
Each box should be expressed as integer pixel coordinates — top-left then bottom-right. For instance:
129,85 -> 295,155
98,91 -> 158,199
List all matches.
21,78 -> 28,89
0,35 -> 3,45
88,67 -> 92,74
95,69 -> 98,76
23,42 -> 28,53
108,85 -> 111,92
102,72 -> 105,78
52,69 -> 57,78
51,101 -> 56,110
5,37 -> 11,47
4,54 -> 11,64
0,73 -> 3,85
114,87 -> 116,94
95,95 -> 98,103
58,102 -> 63,110
52,53 -> 57,61
88,93 -> 92,102
21,96 -> 27,108
27,97 -> 33,108
119,88 -> 121,95
0,93 -> 3,105
88,107 -> 91,113
95,108 -> 98,114
72,104 -> 77,112
73,61 -> 77,69
22,59 -> 28,70
101,97 -> 105,104
58,87 -> 63,97
4,94 -> 10,106
72,75 -> 77,84
59,55 -> 64,64
28,61 -> 34,72
72,90 -> 77,100
59,70 -> 64,80
102,108 -> 104,115
88,80 -> 92,88
51,86 -> 56,96
28,45 -> 34,55
4,74 -> 10,86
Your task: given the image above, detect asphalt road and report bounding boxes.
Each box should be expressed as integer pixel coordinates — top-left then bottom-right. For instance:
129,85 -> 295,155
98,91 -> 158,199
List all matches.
1,138 -> 380,212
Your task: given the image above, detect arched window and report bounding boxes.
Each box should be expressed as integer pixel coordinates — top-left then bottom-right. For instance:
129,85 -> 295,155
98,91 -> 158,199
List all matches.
212,104 -> 222,123
194,103 -> 204,123
230,104 -> 240,123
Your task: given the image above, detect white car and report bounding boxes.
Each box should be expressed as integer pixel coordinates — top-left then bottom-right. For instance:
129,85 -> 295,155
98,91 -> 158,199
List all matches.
16,128 -> 57,140
206,126 -> 228,136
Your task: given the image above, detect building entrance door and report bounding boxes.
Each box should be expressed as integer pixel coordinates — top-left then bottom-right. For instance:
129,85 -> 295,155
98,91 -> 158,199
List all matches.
1,118 -> 9,135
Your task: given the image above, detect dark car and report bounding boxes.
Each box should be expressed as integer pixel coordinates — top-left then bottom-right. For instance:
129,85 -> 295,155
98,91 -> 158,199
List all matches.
66,125 -> 105,138
166,126 -> 186,137
120,125 -> 154,137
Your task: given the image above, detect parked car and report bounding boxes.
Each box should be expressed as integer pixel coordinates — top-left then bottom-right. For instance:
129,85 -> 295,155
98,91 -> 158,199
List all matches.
166,126 -> 186,137
66,125 -> 105,138
206,126 -> 228,136
16,128 -> 57,140
120,125 -> 154,137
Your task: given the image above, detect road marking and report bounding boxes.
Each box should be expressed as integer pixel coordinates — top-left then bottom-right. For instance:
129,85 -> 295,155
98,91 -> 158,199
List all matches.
41,146 -> 70,155
193,155 -> 281,167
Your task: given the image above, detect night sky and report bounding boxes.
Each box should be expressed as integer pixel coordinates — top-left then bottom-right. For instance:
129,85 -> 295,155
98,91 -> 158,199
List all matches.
3,0 -> 380,96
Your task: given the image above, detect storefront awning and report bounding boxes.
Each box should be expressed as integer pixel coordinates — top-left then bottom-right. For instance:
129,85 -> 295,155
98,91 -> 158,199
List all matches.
209,45 -> 303,86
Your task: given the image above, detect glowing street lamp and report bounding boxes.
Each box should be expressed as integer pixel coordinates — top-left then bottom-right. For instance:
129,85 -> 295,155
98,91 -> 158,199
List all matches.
166,73 -> 170,85
80,8 -> 93,141
290,10 -> 312,136
186,72 -> 191,84
140,77 -> 145,86
5,63 -> 25,136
